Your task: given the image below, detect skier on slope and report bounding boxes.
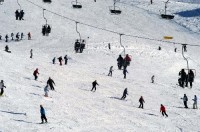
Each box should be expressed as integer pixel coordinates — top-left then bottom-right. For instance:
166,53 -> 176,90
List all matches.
33,68 -> 39,80
108,66 -> 113,77
138,96 -> 145,109
40,105 -> 48,123
123,68 -> 128,79
5,34 -> 9,42
0,80 -> 6,96
160,104 -> 168,117
58,56 -> 63,66
30,49 -> 33,58
52,57 -> 56,64
28,32 -> 31,40
91,80 -> 99,92
64,55 -> 68,65
11,33 -> 14,40
192,95 -> 197,109
44,84 -> 49,97
121,88 -> 128,100
181,94 -> 188,108
47,77 -> 55,90
151,75 -> 155,83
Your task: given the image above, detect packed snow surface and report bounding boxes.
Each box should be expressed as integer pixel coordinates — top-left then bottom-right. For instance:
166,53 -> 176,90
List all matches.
0,0 -> 200,131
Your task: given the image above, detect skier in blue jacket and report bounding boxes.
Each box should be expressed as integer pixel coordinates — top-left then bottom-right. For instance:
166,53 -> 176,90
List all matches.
40,105 -> 47,123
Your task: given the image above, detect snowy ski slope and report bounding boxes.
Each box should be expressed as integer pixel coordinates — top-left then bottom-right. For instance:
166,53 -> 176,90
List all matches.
0,0 -> 200,131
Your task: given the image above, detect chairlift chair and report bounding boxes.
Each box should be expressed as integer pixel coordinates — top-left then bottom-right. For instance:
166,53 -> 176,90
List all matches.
0,0 -> 4,5
160,0 -> 174,19
43,0 -> 52,3
72,0 -> 82,8
109,6 -> 121,14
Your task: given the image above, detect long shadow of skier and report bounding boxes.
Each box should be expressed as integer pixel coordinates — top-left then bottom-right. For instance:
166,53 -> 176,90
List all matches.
13,119 -> 32,123
0,110 -> 26,115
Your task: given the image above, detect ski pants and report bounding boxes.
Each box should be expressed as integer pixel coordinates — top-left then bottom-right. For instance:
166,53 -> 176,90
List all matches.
49,84 -> 54,90
108,71 -> 112,76
139,102 -> 143,109
162,111 -> 168,117
41,114 -> 47,123
0,88 -> 4,95
91,86 -> 96,92
121,94 -> 126,100
184,101 -> 188,108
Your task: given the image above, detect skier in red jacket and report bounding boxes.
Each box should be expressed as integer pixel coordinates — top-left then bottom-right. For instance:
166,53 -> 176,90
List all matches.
160,104 -> 168,117
33,68 -> 39,80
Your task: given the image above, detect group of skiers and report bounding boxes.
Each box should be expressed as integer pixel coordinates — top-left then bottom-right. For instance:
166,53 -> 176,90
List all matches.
178,69 -> 194,88
52,55 -> 68,66
42,25 -> 51,36
1,32 -> 31,42
15,10 -> 25,20
74,39 -> 86,53
181,94 -> 197,109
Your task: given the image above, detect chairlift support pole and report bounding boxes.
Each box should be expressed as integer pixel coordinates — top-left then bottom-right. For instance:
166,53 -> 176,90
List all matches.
43,9 -> 48,25
119,34 -> 125,56
75,22 -> 82,42
164,0 -> 169,15
182,44 -> 189,71
17,0 -> 21,10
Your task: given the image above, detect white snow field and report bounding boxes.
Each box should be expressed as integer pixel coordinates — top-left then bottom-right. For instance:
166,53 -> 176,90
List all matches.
0,0 -> 200,131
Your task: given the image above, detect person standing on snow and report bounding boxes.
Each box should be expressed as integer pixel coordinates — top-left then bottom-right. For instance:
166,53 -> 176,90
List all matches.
58,56 -> 63,66
64,55 -> 68,65
28,32 -> 31,40
33,68 -> 39,80
151,75 -> 155,83
192,95 -> 197,109
123,68 -> 128,79
138,96 -> 145,109
47,77 -> 55,90
44,84 -> 49,97
181,94 -> 188,108
11,33 -> 14,40
160,104 -> 168,117
121,88 -> 128,100
52,57 -> 56,64
40,105 -> 47,123
5,34 -> 9,42
91,80 -> 99,92
0,80 -> 6,96
30,49 -> 33,58
108,66 -> 113,77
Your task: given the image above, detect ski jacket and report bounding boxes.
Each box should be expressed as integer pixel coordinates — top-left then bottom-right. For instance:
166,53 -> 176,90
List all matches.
92,81 -> 98,86
47,79 -> 55,85
123,89 -> 128,95
44,85 -> 49,92
0,82 -> 5,89
193,96 -> 197,104
182,96 -> 188,102
139,97 -> 144,103
33,69 -> 39,76
40,107 -> 45,115
160,106 -> 166,112
124,55 -> 131,62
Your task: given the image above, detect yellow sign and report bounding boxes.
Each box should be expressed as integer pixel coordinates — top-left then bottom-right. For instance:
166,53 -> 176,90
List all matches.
163,36 -> 173,39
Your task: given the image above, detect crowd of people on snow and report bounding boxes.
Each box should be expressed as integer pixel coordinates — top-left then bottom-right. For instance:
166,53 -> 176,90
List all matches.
15,10 -> 25,20
0,32 -> 31,42
52,55 -> 68,66
178,69 -> 194,88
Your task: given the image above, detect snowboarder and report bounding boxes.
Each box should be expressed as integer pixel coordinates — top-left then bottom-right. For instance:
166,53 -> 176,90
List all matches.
40,105 -> 47,123
108,66 -> 113,76
181,94 -> 188,108
19,10 -> 24,20
151,75 -> 155,83
30,49 -> 33,58
123,68 -> 128,79
15,10 -> 20,20
0,80 -> 6,96
192,95 -> 197,109
64,55 -> 68,65
179,69 -> 186,88
28,32 -> 31,40
47,77 -> 55,90
91,80 -> 99,92
117,55 -> 124,70
52,57 -> 56,64
108,43 -> 111,50
121,88 -> 128,100
21,32 -> 24,40
5,34 -> 8,42
33,68 -> 39,80
44,84 -> 49,97
138,96 -> 145,109
160,104 -> 168,117
58,56 -> 63,66
11,33 -> 14,40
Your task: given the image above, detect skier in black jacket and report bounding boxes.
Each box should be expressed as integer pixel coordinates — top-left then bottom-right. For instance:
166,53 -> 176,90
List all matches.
121,88 -> 128,100
47,77 -> 55,90
91,80 -> 99,92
